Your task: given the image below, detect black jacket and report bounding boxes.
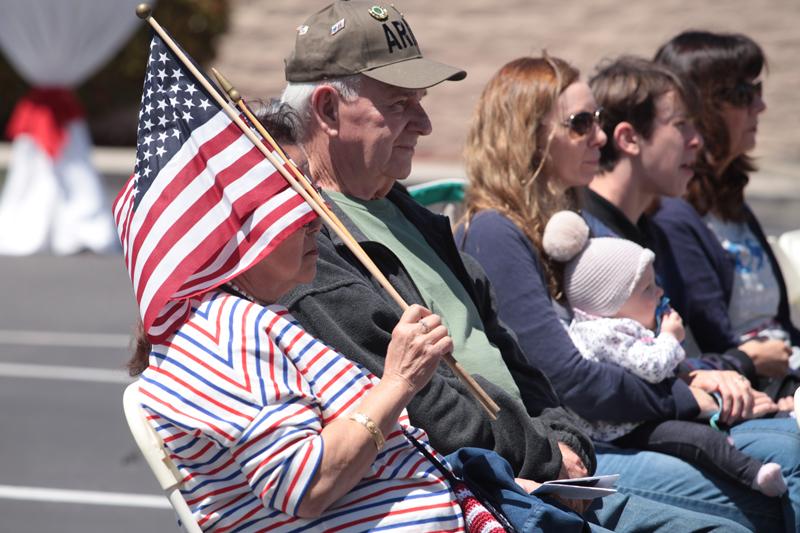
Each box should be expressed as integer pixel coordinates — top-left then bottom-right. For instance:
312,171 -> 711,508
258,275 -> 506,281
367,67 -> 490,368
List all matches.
280,185 -> 595,481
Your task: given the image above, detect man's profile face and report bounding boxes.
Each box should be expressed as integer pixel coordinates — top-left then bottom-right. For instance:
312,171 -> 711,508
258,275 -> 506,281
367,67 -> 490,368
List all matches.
638,90 -> 703,198
333,77 -> 432,199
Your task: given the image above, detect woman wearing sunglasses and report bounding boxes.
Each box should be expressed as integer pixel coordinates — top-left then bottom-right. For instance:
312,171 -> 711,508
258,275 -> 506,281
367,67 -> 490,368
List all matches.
652,31 -> 800,401
457,55 -> 606,296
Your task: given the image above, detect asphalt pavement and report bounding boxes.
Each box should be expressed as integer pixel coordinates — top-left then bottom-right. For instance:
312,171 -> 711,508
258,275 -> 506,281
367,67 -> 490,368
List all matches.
0,254 -> 179,532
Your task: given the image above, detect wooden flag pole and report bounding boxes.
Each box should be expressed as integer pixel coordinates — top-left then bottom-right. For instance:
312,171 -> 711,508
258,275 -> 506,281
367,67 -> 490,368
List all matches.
135,4 -> 499,419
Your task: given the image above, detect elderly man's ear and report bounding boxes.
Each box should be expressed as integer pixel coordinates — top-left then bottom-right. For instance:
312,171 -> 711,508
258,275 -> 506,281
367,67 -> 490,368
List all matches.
310,86 -> 342,137
613,121 -> 640,157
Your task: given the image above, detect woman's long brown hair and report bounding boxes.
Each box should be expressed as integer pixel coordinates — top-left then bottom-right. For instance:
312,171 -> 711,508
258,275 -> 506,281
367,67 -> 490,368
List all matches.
461,55 -> 579,298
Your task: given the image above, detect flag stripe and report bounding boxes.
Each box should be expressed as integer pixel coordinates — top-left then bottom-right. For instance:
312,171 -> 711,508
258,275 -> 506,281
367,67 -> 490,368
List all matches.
131,120 -> 255,286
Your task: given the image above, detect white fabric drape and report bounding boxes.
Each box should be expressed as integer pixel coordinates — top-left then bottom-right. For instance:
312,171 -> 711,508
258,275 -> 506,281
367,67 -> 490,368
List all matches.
0,0 -> 144,255
0,124 -> 119,254
0,0 -> 142,87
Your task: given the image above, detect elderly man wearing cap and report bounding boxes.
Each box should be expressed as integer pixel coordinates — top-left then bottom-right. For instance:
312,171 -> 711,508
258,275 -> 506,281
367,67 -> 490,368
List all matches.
277,2 -> 747,531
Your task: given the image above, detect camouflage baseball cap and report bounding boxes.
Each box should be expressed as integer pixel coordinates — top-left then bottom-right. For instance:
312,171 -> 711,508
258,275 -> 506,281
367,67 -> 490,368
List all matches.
285,0 -> 466,89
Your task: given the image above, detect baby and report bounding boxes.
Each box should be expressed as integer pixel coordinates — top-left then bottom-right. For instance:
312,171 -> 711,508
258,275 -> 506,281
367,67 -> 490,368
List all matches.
543,210 -> 786,498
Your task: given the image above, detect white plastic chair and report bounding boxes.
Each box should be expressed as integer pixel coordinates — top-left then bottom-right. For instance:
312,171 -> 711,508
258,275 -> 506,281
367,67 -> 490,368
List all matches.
794,386 -> 800,430
768,232 -> 800,328
123,381 -> 203,533
778,231 -> 800,297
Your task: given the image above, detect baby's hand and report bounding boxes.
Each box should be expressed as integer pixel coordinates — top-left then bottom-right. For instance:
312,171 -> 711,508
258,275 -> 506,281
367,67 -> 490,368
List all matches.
660,309 -> 685,342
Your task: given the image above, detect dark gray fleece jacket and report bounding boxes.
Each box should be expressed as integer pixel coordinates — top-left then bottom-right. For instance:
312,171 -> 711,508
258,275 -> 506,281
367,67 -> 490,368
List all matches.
279,184 -> 595,481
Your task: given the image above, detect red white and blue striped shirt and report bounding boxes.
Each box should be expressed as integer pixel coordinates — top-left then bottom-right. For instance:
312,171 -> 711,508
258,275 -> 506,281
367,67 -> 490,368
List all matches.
139,290 -> 464,532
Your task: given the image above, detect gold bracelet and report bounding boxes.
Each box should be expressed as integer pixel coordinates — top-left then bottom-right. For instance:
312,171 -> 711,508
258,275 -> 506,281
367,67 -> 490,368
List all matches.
348,412 -> 385,451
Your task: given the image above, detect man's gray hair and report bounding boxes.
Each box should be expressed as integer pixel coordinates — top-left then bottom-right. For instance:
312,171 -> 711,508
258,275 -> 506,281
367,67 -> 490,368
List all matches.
279,75 -> 362,141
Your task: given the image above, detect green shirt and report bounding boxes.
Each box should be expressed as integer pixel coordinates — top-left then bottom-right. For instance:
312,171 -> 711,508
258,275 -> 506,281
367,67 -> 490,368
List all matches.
328,191 -> 520,397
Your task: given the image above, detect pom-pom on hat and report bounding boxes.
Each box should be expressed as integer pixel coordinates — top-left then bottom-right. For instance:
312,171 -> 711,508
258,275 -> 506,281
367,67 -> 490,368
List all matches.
542,211 -> 655,317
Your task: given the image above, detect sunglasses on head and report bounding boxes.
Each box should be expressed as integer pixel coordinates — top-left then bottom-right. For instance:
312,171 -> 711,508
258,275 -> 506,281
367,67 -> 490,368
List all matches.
717,80 -> 762,107
562,108 -> 603,137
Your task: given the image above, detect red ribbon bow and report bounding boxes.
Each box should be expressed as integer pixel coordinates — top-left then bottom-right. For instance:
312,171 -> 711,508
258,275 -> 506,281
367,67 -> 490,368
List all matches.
5,88 -> 85,158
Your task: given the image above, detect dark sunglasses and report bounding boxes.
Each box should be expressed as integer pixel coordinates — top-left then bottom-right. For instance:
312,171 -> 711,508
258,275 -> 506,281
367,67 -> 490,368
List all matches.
562,108 -> 603,137
717,80 -> 762,107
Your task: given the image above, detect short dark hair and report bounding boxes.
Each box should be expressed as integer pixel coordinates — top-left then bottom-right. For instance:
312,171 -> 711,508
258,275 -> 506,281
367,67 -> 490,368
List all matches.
655,31 -> 766,221
590,56 -> 697,172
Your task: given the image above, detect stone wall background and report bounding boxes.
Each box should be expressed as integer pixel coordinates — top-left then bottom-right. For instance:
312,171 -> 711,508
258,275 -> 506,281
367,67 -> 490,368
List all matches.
213,0 -> 800,175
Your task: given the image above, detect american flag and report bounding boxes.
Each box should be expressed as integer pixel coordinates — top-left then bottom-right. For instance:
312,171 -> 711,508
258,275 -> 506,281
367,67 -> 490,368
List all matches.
113,33 -> 316,343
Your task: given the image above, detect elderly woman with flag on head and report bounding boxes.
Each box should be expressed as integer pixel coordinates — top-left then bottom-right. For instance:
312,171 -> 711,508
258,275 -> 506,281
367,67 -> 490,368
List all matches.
115,26 -> 480,533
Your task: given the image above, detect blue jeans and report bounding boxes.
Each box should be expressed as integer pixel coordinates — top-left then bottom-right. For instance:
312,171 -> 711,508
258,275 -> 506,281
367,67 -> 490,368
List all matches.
731,417 -> 800,530
595,417 -> 800,532
587,492 -> 748,532
447,447 -> 748,532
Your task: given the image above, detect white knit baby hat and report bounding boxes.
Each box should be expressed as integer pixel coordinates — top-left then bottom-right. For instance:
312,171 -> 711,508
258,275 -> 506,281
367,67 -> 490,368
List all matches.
542,211 -> 655,317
